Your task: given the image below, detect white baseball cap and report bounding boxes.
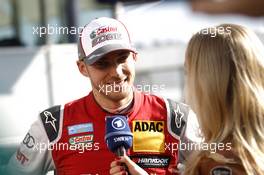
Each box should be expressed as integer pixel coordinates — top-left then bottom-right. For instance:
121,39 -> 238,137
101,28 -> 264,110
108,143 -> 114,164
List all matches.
78,17 -> 137,65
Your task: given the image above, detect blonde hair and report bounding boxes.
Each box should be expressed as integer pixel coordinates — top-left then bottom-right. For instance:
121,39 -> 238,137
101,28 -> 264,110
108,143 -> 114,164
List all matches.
184,24 -> 264,175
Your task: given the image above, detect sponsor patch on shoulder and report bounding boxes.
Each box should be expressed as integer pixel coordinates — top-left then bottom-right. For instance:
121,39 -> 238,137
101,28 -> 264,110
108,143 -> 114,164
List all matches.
210,166 -> 232,175
68,123 -> 93,135
130,155 -> 170,168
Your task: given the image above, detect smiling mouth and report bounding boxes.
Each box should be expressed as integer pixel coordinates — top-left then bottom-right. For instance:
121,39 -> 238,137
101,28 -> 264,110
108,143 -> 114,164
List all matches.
107,78 -> 128,85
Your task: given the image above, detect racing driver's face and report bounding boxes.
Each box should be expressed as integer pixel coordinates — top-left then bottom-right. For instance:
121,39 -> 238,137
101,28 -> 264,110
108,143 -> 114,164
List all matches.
77,50 -> 137,102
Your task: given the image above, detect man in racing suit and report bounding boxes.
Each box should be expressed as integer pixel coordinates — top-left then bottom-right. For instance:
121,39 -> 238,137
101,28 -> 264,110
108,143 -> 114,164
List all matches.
3,17 -> 200,175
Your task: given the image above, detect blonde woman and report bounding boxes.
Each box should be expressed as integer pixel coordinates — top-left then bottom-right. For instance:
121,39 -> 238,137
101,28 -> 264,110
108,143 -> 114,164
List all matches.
110,24 -> 264,175
184,24 -> 264,175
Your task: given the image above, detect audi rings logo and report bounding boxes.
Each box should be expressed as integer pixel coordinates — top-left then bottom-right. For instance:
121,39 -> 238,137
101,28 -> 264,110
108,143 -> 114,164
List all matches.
23,133 -> 35,149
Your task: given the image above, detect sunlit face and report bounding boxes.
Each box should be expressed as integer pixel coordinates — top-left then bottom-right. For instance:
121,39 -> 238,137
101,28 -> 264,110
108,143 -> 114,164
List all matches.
78,50 -> 136,102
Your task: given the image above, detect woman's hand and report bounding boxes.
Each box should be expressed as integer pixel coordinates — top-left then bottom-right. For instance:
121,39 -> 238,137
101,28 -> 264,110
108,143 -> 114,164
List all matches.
110,155 -> 148,175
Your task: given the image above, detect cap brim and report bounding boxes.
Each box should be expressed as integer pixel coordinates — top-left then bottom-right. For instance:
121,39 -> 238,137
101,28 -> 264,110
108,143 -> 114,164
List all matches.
83,44 -> 136,65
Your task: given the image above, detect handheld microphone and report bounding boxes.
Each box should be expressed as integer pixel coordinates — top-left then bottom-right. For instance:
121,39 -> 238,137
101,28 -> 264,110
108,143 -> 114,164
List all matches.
105,115 -> 133,156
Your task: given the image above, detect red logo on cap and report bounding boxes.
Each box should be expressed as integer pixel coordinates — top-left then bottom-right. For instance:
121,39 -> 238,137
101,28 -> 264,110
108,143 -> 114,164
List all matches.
97,26 -> 117,35
90,26 -> 118,39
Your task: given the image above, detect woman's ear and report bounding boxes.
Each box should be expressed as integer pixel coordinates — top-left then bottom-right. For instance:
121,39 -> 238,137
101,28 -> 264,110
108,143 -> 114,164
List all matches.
76,60 -> 90,77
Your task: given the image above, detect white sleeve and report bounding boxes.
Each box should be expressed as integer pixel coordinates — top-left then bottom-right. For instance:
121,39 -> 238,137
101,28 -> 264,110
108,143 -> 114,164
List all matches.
164,99 -> 203,174
183,109 -> 203,143
178,109 -> 203,164
164,98 -> 202,143
3,116 -> 55,175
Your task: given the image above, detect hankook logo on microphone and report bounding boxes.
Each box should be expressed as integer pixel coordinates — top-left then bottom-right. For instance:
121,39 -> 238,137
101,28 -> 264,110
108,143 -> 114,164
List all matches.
112,117 -> 126,130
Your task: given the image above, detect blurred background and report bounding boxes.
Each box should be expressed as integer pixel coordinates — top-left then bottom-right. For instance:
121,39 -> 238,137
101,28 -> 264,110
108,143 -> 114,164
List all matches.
0,0 -> 264,173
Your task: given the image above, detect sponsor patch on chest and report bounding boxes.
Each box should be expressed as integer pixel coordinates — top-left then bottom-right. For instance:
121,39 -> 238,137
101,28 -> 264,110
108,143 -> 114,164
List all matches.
130,155 -> 170,168
69,134 -> 94,145
68,123 -> 93,135
132,120 -> 165,153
